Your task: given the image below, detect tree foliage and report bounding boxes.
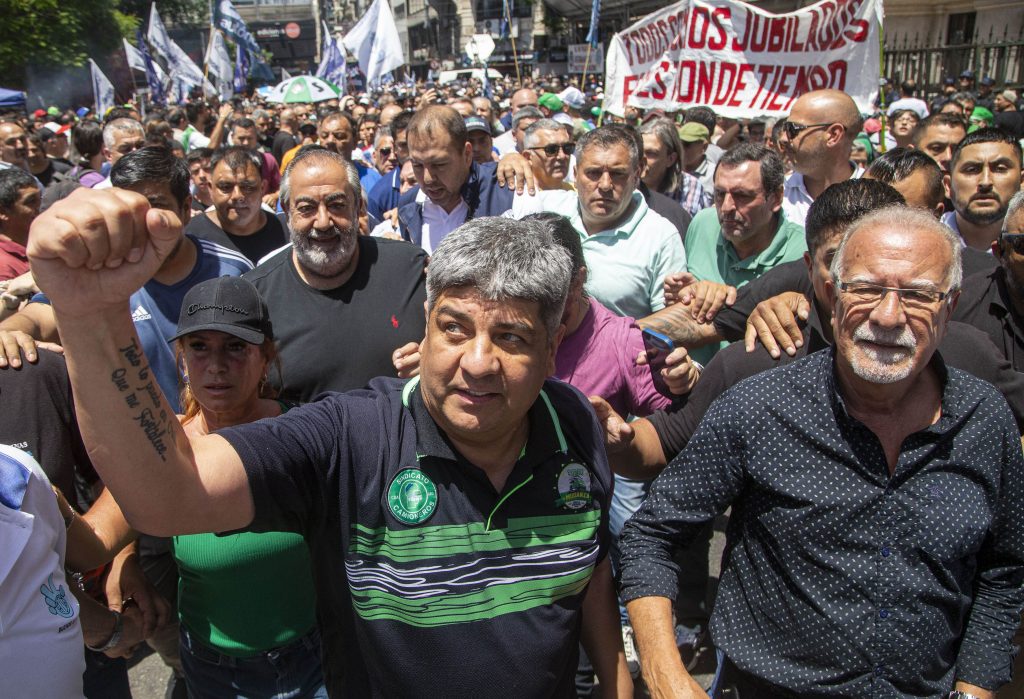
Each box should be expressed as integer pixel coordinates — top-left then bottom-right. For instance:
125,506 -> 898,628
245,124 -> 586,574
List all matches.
0,0 -> 205,87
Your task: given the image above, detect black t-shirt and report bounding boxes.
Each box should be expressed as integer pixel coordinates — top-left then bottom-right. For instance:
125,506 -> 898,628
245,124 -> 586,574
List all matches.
220,376 -> 611,697
0,351 -> 97,509
713,250 -> 997,342
33,158 -> 72,188
244,236 -> 428,402
953,267 -> 1024,372
272,131 -> 299,166
185,211 -> 288,266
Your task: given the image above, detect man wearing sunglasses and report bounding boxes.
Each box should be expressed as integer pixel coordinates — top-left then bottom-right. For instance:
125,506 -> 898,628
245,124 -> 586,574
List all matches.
779,89 -> 864,227
92,118 -> 146,190
521,119 -> 575,191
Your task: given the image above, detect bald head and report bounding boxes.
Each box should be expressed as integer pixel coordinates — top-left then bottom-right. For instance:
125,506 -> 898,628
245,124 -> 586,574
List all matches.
379,103 -> 403,127
795,90 -> 863,134
511,88 -> 539,113
783,89 -> 864,178
280,109 -> 298,130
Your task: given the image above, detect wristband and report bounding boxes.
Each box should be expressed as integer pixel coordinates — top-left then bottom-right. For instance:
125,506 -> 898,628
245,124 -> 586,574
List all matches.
85,609 -> 123,653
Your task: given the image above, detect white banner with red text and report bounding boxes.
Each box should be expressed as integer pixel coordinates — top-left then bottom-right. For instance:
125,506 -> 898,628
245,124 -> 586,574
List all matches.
603,0 -> 883,119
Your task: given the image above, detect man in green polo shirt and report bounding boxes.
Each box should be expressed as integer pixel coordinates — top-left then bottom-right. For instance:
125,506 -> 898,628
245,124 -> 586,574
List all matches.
684,143 -> 806,366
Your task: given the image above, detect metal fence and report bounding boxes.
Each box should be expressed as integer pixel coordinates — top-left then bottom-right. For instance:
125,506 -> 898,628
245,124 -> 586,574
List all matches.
883,25 -> 1024,96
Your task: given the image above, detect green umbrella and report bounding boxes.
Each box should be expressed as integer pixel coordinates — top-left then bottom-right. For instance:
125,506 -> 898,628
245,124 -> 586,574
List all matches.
268,75 -> 341,103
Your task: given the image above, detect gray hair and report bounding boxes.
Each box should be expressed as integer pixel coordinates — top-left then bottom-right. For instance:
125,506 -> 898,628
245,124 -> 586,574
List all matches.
252,109 -> 270,121
511,107 -> 543,129
102,118 -> 144,149
280,147 -> 362,209
523,118 -> 569,149
427,217 -> 573,342
1005,190 -> 1024,229
373,125 -> 393,150
830,205 -> 963,293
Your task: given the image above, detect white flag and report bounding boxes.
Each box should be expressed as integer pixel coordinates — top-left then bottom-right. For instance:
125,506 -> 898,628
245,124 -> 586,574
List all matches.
124,38 -> 168,84
206,31 -> 234,100
89,59 -> 116,117
148,3 -> 207,93
147,3 -> 173,65
123,38 -> 147,73
342,0 -> 405,86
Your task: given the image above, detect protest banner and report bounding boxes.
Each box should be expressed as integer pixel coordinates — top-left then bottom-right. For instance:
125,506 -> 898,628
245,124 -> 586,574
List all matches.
569,44 -> 605,74
603,0 -> 883,118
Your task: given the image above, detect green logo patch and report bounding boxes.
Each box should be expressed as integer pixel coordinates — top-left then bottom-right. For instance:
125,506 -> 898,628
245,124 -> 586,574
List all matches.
387,469 -> 438,525
556,463 -> 592,510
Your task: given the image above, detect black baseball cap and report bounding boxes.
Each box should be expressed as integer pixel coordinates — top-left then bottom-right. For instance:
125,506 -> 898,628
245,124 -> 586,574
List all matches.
170,276 -> 273,345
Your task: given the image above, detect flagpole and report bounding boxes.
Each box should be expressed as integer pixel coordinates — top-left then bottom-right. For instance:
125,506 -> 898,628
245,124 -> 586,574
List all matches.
505,1 -> 521,84
877,16 -> 887,153
581,43 -> 593,90
204,27 -> 216,82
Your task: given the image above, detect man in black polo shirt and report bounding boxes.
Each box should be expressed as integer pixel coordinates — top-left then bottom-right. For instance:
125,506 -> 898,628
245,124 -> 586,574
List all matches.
27,199 -> 633,698
185,146 -> 287,266
620,204 -> 1024,698
953,191 -> 1024,372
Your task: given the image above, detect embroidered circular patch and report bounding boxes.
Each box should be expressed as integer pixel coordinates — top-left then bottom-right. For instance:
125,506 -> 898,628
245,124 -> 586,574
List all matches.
387,469 -> 438,525
556,463 -> 592,510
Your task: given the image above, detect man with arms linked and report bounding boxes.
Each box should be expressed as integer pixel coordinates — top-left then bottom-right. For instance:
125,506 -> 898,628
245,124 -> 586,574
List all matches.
619,206 -> 1024,698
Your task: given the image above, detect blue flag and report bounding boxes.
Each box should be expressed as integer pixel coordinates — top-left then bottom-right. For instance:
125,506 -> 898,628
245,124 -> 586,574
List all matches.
500,0 -> 512,39
586,0 -> 600,47
213,0 -> 261,55
137,29 -> 166,106
234,44 -> 249,94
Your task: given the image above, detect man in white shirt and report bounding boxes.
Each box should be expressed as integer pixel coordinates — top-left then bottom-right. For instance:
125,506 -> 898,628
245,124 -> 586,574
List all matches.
398,106 -> 515,253
779,89 -> 864,226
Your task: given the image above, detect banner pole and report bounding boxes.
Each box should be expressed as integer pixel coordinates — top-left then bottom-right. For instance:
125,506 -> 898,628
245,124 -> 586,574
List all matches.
581,43 -> 593,91
877,17 -> 887,153
203,26 -> 216,81
508,5 -> 522,84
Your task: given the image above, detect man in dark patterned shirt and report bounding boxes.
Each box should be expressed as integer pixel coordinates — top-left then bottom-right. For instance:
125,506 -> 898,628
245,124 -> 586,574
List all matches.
620,206 -> 1024,698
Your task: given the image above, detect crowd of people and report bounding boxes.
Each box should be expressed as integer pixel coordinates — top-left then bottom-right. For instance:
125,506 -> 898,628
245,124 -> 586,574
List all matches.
1,66 -> 1024,699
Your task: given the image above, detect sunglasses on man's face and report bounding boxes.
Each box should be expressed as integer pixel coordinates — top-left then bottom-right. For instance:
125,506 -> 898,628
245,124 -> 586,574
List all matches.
377,147 -> 393,157
529,143 -> 575,157
1000,233 -> 1024,255
783,121 -> 834,140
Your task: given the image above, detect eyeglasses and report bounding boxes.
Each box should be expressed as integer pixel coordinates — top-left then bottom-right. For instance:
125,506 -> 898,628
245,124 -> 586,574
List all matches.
528,143 -> 575,156
1000,233 -> 1024,254
838,281 -> 952,309
783,121 -> 835,140
377,147 -> 392,157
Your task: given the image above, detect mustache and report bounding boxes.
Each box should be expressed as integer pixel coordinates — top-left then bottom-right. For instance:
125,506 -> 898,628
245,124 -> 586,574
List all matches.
853,324 -> 916,350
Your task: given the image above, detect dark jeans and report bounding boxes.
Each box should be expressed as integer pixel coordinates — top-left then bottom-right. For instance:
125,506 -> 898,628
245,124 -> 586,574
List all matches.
179,626 -> 327,699
83,649 -> 131,699
710,652 -> 798,699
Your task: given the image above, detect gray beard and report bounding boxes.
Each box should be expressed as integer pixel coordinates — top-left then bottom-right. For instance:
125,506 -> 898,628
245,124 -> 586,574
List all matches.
290,221 -> 359,279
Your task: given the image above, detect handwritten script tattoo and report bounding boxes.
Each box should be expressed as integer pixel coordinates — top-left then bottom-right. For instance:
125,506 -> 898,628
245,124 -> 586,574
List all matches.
113,338 -> 170,461
639,305 -> 718,347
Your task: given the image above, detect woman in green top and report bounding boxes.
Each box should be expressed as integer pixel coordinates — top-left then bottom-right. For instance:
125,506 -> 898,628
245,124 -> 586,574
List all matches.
170,276 -> 325,699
